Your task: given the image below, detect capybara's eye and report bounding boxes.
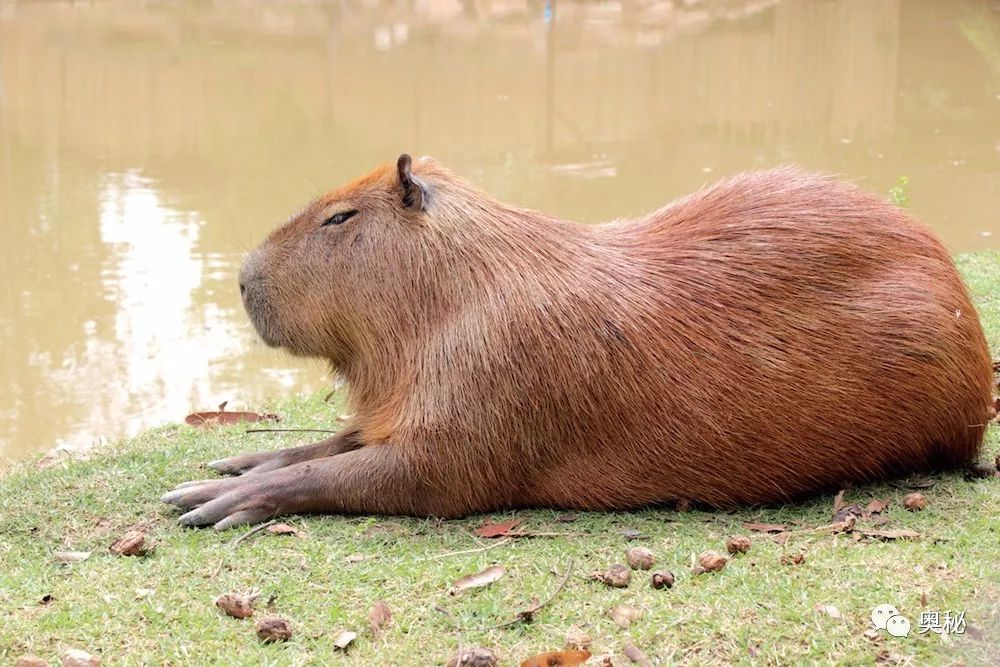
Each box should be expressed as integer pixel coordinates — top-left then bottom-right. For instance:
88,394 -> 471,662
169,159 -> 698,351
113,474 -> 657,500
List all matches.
321,210 -> 358,227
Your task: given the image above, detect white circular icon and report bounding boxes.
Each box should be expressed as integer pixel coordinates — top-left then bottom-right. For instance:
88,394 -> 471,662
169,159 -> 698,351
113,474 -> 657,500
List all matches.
885,614 -> 911,638
871,604 -> 899,630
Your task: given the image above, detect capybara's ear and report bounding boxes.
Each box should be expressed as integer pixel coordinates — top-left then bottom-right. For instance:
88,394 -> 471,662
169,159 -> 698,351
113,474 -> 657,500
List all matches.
396,153 -> 427,212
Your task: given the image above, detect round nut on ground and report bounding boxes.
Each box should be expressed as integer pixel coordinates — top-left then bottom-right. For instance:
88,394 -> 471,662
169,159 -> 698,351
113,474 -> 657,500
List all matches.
215,593 -> 255,619
565,625 -> 593,650
725,535 -> 752,555
255,617 -> 293,643
61,648 -> 101,667
625,546 -> 655,570
903,492 -> 928,511
697,550 -> 728,573
594,563 -> 631,588
109,530 -> 153,557
651,570 -> 675,589
609,604 -> 641,628
15,657 -> 48,667
446,648 -> 498,667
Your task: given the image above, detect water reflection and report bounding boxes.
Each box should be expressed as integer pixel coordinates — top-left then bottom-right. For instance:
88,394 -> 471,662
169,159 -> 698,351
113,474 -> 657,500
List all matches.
0,0 -> 998,459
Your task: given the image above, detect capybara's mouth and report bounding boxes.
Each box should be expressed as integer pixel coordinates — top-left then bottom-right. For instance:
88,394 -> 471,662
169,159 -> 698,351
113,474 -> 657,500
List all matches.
240,279 -> 285,348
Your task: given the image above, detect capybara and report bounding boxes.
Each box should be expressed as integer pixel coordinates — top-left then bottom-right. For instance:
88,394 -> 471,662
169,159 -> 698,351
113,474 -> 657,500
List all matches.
162,155 -> 993,528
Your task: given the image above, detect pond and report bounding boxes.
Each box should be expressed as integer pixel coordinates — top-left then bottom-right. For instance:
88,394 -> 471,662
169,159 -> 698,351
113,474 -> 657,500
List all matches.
1,0 -> 998,460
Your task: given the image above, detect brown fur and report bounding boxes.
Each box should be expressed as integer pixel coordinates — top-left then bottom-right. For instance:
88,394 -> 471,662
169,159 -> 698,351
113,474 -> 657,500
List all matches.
164,156 -> 993,526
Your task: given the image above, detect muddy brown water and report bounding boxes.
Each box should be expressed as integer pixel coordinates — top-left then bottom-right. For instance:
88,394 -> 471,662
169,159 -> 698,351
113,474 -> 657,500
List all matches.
1,0 -> 998,460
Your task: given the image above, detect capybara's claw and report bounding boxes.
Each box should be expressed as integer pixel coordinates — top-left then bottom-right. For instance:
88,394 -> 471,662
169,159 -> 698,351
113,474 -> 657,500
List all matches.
164,472 -> 286,529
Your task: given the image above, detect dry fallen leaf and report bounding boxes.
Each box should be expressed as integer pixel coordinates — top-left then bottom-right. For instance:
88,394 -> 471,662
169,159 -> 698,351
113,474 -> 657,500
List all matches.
867,498 -> 890,514
447,647 -> 498,667
368,600 -> 392,636
591,563 -> 631,588
742,522 -> 788,533
651,570 -> 675,589
556,512 -> 578,523
520,650 -> 591,667
450,565 -> 506,594
255,617 -> 292,643
333,630 -> 357,650
725,536 -> 751,555
781,553 -> 806,566
215,592 -> 256,619
266,523 -> 299,536
697,550 -> 727,573
903,493 -> 927,511
345,553 -> 377,564
625,547 -> 655,570
61,648 -> 101,667
185,410 -> 279,428
109,530 -> 154,557
474,518 -> 522,538
624,643 -> 653,666
609,604 -> 641,628
833,489 -> 846,514
54,551 -> 92,564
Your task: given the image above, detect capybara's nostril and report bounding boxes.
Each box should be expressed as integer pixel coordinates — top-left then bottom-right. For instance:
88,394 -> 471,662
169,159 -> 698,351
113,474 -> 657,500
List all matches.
239,281 -> 246,297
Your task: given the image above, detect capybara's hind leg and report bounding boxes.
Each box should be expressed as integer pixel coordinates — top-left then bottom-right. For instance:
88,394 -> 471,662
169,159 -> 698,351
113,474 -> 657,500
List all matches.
206,428 -> 362,476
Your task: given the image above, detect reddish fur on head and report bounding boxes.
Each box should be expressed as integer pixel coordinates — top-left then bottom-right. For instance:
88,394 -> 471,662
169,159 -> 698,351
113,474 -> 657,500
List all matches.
240,156 -> 993,512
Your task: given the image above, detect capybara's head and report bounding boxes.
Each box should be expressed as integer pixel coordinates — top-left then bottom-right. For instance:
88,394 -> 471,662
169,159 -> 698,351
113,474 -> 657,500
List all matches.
240,154 -> 438,362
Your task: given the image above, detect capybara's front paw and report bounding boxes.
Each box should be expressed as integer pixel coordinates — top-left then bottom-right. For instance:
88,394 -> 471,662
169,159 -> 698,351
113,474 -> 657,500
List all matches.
206,450 -> 287,476
160,474 -> 288,530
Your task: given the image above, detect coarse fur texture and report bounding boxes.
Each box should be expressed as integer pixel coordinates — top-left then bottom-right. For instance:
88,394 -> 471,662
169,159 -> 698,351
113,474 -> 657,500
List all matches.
162,155 -> 993,527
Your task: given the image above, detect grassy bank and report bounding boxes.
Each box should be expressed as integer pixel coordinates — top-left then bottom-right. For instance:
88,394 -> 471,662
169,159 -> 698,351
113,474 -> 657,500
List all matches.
2,252 -> 999,666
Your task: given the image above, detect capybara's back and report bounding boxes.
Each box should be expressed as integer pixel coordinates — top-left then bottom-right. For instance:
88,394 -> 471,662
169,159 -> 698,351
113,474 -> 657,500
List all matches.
504,167 -> 993,509
190,159 -> 994,522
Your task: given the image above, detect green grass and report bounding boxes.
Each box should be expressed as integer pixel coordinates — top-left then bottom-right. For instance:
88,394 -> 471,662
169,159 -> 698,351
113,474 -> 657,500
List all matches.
2,252 -> 999,666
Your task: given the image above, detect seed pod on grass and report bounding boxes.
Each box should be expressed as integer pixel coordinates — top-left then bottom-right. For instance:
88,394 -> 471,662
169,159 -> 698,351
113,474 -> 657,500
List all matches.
697,550 -> 727,573
255,617 -> 292,643
725,536 -> 752,555
625,547 -> 655,570
650,570 -> 675,589
904,493 -> 927,511
591,563 -> 631,587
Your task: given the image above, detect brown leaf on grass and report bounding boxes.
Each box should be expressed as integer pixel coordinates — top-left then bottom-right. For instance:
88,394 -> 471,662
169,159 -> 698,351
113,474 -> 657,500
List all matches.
770,532 -> 791,545
861,529 -> 921,541
609,604 -> 641,628
742,522 -> 788,533
109,530 -> 154,557
54,551 -> 92,564
520,650 -> 591,667
266,523 -> 299,536
450,565 -> 505,594
255,617 -> 292,643
215,592 -> 256,619
919,591 -> 928,607
333,630 -> 357,650
781,553 -> 805,566
867,498 -> 890,514
906,478 -> 936,489
556,512 -> 578,523
448,648 -> 498,667
833,503 -> 864,523
185,410 -> 279,428
474,518 -> 522,538
624,644 -> 653,666
61,648 -> 101,667
368,600 -> 392,636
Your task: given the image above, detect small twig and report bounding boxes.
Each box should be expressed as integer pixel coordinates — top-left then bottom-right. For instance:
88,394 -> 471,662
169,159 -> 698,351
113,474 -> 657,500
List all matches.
228,520 -> 277,548
245,428 -> 338,435
486,559 -> 576,630
422,538 -> 513,561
